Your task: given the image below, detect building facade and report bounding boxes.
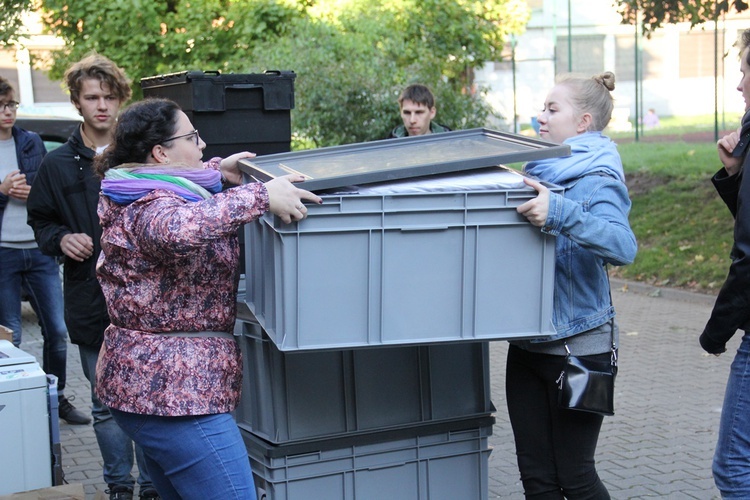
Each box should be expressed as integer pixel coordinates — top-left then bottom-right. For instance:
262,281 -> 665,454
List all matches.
0,12 -> 78,119
476,0 -> 750,132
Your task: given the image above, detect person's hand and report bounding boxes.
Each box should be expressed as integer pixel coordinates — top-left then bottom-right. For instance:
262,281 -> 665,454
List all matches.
699,331 -> 727,356
264,174 -> 322,224
718,127 -> 743,176
516,177 -> 550,227
60,233 -> 94,262
1,170 -> 29,200
220,151 -> 256,186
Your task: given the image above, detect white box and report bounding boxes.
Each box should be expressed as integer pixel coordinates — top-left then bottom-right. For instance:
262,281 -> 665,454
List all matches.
0,340 -> 52,495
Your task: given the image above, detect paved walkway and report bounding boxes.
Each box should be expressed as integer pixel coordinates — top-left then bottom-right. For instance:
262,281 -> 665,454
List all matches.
17,280 -> 728,499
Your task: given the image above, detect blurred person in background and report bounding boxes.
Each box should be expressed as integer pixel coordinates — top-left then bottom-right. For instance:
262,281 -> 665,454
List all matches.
387,83 -> 451,138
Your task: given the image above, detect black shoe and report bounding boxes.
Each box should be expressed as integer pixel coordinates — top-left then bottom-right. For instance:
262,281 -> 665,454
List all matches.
107,485 -> 134,500
58,395 -> 91,425
139,487 -> 160,499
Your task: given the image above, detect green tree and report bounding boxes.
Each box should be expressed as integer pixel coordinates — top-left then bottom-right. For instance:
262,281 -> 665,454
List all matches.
0,0 -> 34,46
36,0 -> 305,99
616,0 -> 749,36
7,0 -> 529,147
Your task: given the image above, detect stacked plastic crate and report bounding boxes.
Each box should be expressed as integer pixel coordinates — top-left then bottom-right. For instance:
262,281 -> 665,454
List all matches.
233,310 -> 495,500
138,72 -> 567,497
235,132 -> 568,500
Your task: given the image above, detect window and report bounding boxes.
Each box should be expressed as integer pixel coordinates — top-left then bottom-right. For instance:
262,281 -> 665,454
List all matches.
28,50 -> 69,103
556,36 -> 605,75
615,33 -> 665,81
526,0 -> 543,10
680,30 -> 723,78
0,49 -> 21,92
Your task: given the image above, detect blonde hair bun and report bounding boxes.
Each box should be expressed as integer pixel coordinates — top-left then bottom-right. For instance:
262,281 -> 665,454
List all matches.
594,71 -> 616,92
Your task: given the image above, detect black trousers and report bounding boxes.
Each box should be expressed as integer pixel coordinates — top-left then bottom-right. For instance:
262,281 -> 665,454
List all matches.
505,344 -> 611,500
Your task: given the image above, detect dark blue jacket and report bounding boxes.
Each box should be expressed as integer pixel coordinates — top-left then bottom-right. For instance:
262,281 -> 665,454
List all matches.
0,126 -> 47,236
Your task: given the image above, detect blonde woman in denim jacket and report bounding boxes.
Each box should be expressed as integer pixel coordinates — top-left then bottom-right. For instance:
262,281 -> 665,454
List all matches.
507,71 -> 637,499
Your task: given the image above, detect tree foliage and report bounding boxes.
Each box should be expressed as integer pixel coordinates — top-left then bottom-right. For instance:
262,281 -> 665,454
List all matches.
0,0 -> 34,46
616,0 -> 749,36
6,0 -> 529,147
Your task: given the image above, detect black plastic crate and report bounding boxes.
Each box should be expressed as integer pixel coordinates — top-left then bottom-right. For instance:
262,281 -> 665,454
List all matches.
140,70 -> 295,158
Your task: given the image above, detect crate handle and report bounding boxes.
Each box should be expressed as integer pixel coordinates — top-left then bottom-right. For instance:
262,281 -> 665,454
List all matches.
507,193 -> 538,205
226,84 -> 263,90
400,226 -> 449,232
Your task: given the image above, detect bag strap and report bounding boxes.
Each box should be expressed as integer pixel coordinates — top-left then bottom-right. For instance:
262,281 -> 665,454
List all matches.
605,264 -> 618,367
562,263 -> 618,367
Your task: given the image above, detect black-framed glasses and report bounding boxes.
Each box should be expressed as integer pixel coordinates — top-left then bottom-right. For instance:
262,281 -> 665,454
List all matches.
162,129 -> 200,146
0,101 -> 20,111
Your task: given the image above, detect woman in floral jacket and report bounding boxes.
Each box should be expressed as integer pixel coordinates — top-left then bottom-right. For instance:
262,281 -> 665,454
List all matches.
93,98 -> 320,500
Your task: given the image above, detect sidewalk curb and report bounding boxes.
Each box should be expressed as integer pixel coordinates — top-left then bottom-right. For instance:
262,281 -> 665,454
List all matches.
610,278 -> 718,306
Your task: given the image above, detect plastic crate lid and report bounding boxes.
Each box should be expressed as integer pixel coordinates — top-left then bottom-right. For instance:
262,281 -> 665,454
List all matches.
239,128 -> 569,191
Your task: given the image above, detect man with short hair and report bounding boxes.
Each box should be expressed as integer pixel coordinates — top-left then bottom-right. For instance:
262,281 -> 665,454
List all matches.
0,75 -> 90,426
27,53 -> 157,500
387,83 -> 451,138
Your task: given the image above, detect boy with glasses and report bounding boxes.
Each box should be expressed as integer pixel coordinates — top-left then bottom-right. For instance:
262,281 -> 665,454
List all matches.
0,75 -> 90,426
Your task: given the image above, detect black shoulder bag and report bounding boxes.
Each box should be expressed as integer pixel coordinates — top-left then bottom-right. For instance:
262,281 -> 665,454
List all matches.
556,318 -> 617,416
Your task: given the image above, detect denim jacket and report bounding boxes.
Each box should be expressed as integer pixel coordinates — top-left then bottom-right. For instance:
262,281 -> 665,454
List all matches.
525,133 -> 637,341
540,173 -> 637,340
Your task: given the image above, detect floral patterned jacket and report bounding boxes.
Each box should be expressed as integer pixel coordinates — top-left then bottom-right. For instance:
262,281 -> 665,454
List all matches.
95,159 -> 269,416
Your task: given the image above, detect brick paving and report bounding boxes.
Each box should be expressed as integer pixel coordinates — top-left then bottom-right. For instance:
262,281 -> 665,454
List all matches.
17,279 -> 728,499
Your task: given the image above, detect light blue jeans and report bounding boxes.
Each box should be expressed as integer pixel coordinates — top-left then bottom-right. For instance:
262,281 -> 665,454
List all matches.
109,408 -> 256,500
0,247 -> 68,392
78,344 -> 153,491
714,331 -> 750,498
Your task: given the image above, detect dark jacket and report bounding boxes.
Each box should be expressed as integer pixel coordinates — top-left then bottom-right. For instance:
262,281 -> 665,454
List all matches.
27,126 -> 108,347
387,121 -> 451,139
700,109 -> 750,354
0,126 -> 46,236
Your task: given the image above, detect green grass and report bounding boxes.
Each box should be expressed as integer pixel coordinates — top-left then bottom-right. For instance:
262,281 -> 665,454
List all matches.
609,113 -> 743,141
616,125 -> 738,293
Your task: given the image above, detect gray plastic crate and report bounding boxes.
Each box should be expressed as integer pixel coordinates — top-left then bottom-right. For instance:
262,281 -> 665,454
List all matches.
244,181 -> 558,351
233,320 -> 493,444
247,418 -> 493,500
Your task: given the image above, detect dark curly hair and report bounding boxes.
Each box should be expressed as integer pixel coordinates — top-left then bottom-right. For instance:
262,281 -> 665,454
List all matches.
94,98 -> 181,178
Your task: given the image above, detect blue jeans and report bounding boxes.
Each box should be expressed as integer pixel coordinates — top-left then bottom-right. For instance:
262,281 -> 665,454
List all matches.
109,408 -> 256,500
0,247 -> 68,393
78,344 -> 153,490
714,331 -> 750,498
